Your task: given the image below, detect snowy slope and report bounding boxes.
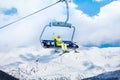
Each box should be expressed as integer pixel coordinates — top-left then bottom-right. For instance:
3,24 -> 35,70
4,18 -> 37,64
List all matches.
0,47 -> 120,80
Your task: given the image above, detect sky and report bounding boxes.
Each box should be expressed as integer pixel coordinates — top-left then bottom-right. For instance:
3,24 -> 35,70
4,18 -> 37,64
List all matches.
0,0 -> 120,51
73,0 -> 115,16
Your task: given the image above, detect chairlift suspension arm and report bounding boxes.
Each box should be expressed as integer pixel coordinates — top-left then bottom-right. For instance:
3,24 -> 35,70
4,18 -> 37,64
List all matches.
65,0 -> 69,23
60,0 -> 70,23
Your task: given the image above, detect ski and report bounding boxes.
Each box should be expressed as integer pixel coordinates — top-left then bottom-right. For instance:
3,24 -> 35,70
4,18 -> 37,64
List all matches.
59,51 -> 69,56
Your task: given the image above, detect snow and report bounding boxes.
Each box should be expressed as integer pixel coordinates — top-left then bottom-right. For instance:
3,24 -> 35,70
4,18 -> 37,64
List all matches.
0,47 -> 120,80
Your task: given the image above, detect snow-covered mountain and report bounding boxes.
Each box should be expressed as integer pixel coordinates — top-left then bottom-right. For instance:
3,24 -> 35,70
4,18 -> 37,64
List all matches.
0,0 -> 120,80
0,70 -> 19,80
83,70 -> 120,80
0,46 -> 120,80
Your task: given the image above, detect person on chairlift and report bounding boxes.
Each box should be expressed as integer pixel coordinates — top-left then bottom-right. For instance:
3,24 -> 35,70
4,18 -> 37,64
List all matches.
52,33 -> 69,53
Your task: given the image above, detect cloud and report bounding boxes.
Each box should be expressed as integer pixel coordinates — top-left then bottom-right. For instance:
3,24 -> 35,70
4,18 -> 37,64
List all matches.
93,0 -> 103,2
70,0 -> 120,46
0,0 -> 120,51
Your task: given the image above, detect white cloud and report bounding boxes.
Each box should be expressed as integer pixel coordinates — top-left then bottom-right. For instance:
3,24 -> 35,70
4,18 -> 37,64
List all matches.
69,0 -> 120,46
0,0 -> 120,50
93,0 -> 103,2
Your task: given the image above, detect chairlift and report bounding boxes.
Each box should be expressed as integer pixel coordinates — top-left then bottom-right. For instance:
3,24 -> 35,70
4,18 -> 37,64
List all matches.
40,21 -> 79,49
40,0 -> 79,50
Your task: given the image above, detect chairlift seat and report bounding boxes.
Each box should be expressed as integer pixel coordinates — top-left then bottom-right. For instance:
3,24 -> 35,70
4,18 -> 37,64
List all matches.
41,40 -> 79,49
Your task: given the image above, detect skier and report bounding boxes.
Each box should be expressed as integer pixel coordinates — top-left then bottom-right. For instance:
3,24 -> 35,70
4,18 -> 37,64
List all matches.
52,34 -> 69,53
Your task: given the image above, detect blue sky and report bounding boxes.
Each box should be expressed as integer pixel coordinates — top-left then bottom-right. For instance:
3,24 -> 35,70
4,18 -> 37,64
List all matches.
1,7 -> 17,15
73,0 -> 115,16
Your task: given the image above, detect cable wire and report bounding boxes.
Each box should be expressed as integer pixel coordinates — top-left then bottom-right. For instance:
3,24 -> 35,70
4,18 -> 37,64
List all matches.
0,0 -> 61,30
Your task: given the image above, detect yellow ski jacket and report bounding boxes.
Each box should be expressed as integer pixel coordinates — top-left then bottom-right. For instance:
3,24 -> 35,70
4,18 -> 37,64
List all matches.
52,36 -> 63,46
